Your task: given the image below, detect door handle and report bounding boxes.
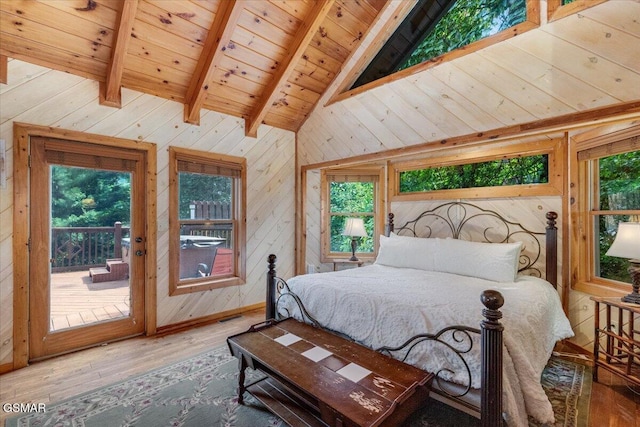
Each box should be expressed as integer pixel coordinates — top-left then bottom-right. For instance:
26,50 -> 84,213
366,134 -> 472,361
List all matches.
135,237 -> 143,243
135,250 -> 144,256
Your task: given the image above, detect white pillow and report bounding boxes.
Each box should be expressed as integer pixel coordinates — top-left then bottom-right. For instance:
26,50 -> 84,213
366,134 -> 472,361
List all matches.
434,238 -> 522,282
375,234 -> 437,271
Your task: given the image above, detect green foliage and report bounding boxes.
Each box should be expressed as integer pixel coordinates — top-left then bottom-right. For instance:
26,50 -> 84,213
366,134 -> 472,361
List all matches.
400,0 -> 527,70
178,172 -> 232,219
329,182 -> 374,253
51,166 -> 131,227
599,151 -> 640,208
597,151 -> 640,283
400,155 -> 548,193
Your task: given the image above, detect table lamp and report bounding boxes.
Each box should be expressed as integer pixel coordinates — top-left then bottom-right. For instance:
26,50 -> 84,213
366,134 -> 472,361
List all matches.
342,218 -> 367,261
606,222 -> 640,304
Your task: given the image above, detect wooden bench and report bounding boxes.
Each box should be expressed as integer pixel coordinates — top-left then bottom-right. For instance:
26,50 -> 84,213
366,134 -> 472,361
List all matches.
227,318 -> 433,427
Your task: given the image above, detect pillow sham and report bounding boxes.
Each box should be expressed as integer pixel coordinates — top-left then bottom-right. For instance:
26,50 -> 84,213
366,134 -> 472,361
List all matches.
375,234 -> 437,271
377,232 -> 522,282
435,238 -> 522,282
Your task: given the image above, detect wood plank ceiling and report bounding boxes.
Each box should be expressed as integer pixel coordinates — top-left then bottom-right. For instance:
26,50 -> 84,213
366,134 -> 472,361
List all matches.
0,0 -> 387,137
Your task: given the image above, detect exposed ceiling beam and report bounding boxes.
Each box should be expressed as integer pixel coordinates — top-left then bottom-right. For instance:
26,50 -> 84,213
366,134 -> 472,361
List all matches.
184,0 -> 244,125
0,55 -> 7,84
100,0 -> 138,108
244,0 -> 335,138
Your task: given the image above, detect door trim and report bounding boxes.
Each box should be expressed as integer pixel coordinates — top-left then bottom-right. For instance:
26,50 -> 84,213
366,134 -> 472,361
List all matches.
12,122 -> 157,369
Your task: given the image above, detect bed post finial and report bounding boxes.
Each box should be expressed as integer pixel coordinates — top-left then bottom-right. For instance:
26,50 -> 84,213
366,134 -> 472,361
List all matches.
386,213 -> 395,236
480,290 -> 504,427
266,254 -> 277,320
545,211 -> 558,289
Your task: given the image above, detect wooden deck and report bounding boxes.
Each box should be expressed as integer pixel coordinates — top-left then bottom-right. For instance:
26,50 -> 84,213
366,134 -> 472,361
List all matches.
50,270 -> 130,331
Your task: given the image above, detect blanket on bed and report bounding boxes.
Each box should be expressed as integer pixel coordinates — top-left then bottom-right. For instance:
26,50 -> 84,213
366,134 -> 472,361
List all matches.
278,264 -> 574,427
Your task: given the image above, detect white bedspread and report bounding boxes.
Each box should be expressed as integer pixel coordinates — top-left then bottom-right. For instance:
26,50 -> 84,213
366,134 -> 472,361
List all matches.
278,264 -> 574,427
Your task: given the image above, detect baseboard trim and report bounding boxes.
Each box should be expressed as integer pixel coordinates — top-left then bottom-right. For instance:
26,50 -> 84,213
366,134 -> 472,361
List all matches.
156,302 -> 265,336
0,362 -> 13,375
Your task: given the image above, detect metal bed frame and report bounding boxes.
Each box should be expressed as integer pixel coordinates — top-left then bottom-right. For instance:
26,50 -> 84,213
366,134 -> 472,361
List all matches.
265,202 -> 559,427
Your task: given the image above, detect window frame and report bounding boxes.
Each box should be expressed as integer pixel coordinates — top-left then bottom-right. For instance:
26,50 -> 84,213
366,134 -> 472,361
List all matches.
168,147 -> 246,296
326,0 -> 540,106
547,0 -> 607,22
390,138 -> 563,201
320,167 -> 384,263
570,126 -> 640,296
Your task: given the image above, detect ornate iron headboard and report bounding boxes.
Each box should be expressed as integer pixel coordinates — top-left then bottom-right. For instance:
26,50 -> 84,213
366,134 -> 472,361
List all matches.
387,202 -> 558,287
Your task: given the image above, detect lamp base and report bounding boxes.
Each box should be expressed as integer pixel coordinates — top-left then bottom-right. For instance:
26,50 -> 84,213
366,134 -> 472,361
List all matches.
622,292 -> 640,305
621,261 -> 640,305
349,238 -> 359,262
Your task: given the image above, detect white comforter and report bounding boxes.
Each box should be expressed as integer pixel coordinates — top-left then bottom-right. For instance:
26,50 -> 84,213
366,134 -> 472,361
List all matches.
278,264 -> 574,427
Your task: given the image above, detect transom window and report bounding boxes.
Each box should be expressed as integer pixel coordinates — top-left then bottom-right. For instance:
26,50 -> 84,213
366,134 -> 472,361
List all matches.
352,0 -> 528,89
391,139 -> 562,201
399,154 -> 548,193
169,147 -> 246,295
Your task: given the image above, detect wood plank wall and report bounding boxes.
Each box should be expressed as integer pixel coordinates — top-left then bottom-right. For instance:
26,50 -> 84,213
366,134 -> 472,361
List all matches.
296,1 -> 640,352
0,59 -> 296,367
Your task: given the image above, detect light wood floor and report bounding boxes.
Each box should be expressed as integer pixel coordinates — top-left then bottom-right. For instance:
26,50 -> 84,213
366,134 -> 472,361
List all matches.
0,310 -> 638,426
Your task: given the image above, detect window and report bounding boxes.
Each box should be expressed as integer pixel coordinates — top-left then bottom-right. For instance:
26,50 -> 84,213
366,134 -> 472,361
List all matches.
399,154 -> 549,193
169,147 -> 246,295
548,0 -> 604,22
321,168 -> 383,262
391,139 -> 562,201
350,0 -> 529,90
573,134 -> 640,294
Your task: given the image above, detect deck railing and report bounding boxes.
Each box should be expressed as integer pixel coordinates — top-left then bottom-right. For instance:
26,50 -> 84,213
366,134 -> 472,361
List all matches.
52,220 -> 232,272
51,222 -> 130,272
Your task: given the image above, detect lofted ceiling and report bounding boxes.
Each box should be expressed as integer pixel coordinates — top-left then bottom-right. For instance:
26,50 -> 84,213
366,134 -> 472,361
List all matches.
0,0 -> 388,137
1,0 -> 639,143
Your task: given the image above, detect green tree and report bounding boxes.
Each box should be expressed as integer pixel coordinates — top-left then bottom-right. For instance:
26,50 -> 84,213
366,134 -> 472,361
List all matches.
400,0 -> 526,70
330,182 -> 374,253
51,166 -> 131,227
400,155 -> 548,193
178,172 -> 232,219
597,151 -> 640,282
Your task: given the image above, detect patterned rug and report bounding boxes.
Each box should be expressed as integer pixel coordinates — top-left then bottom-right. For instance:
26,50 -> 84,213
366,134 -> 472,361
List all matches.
5,346 -> 591,427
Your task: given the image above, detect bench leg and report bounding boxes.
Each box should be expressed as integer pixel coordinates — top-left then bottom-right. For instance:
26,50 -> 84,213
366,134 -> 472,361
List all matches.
238,355 -> 247,404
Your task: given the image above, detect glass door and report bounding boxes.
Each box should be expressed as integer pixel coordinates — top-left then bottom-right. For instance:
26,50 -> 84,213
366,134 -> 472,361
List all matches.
29,137 -> 146,360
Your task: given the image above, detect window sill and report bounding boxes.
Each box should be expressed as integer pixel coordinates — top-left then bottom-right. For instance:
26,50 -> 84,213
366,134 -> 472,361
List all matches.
170,276 -> 245,296
572,279 -> 630,298
322,255 -> 375,264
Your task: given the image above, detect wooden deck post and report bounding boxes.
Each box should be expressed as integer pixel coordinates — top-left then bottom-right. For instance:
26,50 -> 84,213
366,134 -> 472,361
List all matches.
114,221 -> 122,258
480,290 -> 504,427
266,254 -> 277,320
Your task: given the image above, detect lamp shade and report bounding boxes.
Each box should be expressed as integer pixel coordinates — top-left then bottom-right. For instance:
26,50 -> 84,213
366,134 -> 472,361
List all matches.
342,218 -> 367,237
606,222 -> 640,260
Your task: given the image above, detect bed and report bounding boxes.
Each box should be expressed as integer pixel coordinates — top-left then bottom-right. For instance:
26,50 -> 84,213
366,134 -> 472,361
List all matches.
265,202 -> 574,427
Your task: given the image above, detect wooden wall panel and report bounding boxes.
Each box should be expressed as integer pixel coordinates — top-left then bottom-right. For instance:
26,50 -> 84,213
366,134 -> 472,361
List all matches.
305,170 -> 322,272
0,59 -> 295,367
298,2 -> 640,165
297,3 -> 640,353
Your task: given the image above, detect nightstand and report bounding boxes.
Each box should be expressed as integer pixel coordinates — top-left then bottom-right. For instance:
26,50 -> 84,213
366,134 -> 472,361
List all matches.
591,296 -> 640,386
332,259 -> 364,271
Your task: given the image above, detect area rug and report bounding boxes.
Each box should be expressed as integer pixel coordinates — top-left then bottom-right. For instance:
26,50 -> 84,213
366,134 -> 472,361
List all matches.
5,346 -> 591,427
